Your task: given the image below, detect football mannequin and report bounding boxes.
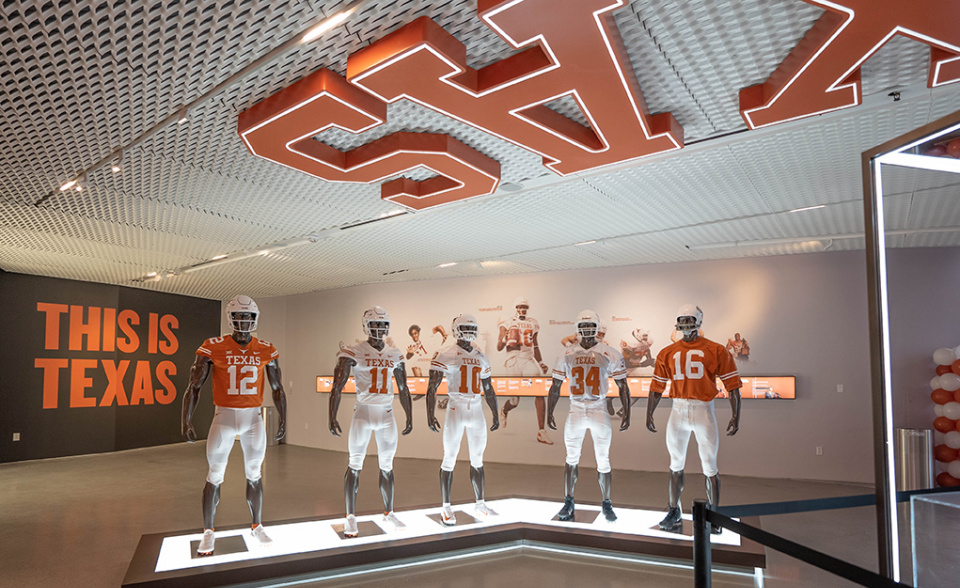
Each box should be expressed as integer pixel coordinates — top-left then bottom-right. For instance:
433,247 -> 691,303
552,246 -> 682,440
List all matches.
329,306 -> 413,538
547,310 -> 630,522
497,297 -> 553,445
181,295 -> 287,556
426,314 -> 500,524
647,305 -> 742,534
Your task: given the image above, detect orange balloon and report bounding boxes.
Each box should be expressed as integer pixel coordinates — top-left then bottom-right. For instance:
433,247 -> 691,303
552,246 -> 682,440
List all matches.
938,472 -> 960,487
935,444 -> 958,462
947,138 -> 960,158
934,416 -> 956,432
953,359 -> 960,376
937,365 -> 952,376
932,389 -> 953,404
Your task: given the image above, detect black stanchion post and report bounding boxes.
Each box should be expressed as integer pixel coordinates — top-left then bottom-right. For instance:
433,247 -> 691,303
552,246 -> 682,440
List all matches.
693,498 -> 712,588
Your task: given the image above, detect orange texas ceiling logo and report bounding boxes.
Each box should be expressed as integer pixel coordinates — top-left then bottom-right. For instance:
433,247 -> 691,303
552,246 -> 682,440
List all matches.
740,0 -> 960,129
238,0 -> 683,211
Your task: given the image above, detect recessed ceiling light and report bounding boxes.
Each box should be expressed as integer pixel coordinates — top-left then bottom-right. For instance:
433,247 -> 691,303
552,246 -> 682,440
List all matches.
210,254 -> 228,260
438,262 -> 457,268
302,11 -> 349,42
59,180 -> 77,191
574,240 -> 596,246
788,205 -> 826,213
146,272 -> 157,277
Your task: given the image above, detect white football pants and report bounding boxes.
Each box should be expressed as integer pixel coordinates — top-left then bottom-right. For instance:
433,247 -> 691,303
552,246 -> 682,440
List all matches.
441,397 -> 487,471
504,354 -> 542,376
348,403 -> 398,471
206,406 -> 266,485
666,398 -> 720,477
563,401 -> 612,473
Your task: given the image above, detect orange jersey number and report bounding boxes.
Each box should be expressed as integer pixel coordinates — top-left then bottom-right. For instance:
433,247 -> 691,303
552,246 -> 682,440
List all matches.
671,350 -> 705,380
370,367 -> 390,394
227,365 -> 259,395
570,365 -> 600,396
458,364 -> 483,394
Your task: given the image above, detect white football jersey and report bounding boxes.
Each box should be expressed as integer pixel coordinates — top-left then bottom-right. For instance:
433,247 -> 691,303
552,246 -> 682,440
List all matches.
553,341 -> 626,406
431,344 -> 493,400
503,317 -> 540,359
338,341 -> 404,406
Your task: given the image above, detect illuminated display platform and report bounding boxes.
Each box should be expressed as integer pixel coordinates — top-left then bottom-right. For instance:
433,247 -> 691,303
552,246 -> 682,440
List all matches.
123,498 -> 765,588
317,375 -> 796,398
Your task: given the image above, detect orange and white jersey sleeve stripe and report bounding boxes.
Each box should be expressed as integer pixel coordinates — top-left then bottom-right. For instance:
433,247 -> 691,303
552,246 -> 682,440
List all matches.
716,344 -> 742,392
650,347 -> 671,394
552,353 -> 569,381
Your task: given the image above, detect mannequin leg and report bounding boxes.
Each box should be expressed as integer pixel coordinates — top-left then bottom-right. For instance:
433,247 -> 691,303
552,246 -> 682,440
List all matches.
379,469 -> 395,513
245,479 -> 263,525
469,466 -> 485,502
344,467 -> 360,516
202,482 -> 220,530
658,470 -> 684,532
706,474 -> 722,534
668,469 -> 685,508
564,463 -> 579,498
598,471 -> 612,501
439,469 -> 454,505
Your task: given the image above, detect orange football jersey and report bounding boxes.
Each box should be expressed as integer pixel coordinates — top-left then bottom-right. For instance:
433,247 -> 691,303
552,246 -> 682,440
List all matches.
196,335 -> 279,408
650,337 -> 741,401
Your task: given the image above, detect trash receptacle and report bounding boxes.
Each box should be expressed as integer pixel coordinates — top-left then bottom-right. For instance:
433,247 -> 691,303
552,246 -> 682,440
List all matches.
261,406 -> 282,446
895,428 -> 934,491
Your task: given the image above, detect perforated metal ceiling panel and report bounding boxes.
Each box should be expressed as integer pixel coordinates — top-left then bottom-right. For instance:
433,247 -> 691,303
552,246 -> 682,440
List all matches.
1,0 -> 959,300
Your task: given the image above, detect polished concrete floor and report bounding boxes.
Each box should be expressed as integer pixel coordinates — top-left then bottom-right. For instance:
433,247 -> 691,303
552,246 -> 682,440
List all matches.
0,442 -> 891,587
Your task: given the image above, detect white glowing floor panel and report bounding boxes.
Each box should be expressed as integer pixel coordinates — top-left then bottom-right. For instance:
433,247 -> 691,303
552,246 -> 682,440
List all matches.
154,499 -> 740,573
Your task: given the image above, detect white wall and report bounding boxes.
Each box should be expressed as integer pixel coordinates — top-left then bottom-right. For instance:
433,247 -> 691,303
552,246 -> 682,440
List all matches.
249,248 -> 959,484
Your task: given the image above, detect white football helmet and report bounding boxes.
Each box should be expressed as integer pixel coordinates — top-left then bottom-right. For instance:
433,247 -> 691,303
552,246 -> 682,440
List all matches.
362,306 -> 391,341
676,304 -> 703,334
576,309 -> 601,339
513,296 -> 530,319
632,328 -> 651,343
451,313 -> 479,342
226,295 -> 259,333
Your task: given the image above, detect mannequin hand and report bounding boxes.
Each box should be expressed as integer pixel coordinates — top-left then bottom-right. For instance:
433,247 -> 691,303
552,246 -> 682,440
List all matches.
490,417 -> 500,432
646,415 -> 656,433
402,419 -> 413,435
727,418 -> 739,436
182,422 -> 197,443
330,418 -> 342,437
620,415 -> 631,432
428,415 -> 441,433
275,421 -> 286,442
547,413 -> 557,430
539,362 -> 549,375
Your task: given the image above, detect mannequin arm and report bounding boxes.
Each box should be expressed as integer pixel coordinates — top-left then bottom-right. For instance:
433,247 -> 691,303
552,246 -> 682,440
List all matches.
546,378 -> 562,430
646,391 -> 663,433
727,388 -> 741,435
329,356 -> 353,437
181,355 -> 212,441
425,369 -> 443,432
615,378 -> 631,431
482,377 -> 499,431
265,360 -> 287,441
395,364 -> 413,435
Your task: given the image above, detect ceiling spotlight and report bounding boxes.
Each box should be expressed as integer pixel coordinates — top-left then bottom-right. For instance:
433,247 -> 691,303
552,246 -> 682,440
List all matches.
302,11 -> 349,43
111,149 -> 123,173
258,250 -> 270,256
438,262 -> 457,268
210,254 -> 228,261
177,107 -> 189,124
788,205 -> 826,213
574,240 -> 597,246
146,272 -> 158,277
59,179 -> 78,191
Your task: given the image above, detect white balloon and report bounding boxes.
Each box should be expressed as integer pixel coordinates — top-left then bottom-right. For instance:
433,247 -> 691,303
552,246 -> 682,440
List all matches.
935,404 -> 945,417
944,402 -> 960,420
934,348 -> 957,366
948,460 -> 960,479
932,376 -> 944,391
946,431 -> 960,450
941,373 -> 960,392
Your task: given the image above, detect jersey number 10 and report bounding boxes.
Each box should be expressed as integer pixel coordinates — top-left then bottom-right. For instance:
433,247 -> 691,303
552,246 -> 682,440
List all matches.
458,365 -> 482,394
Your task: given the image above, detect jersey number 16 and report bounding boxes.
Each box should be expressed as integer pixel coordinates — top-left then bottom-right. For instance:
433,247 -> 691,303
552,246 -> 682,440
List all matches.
672,350 -> 705,380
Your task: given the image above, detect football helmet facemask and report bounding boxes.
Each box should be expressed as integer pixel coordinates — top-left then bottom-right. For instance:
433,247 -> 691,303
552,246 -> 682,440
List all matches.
575,309 -> 601,339
451,313 -> 479,342
226,295 -> 259,333
513,296 -> 529,320
362,306 -> 391,341
676,304 -> 703,334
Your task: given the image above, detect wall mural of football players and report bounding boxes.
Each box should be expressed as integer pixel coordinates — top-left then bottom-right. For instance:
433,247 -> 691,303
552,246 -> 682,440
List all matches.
425,314 -> 500,525
181,295 -> 288,556
497,296 -> 553,445
726,332 -> 751,362
646,305 -> 742,535
329,306 -> 413,538
547,310 -> 630,523
406,323 -> 448,377
607,327 -> 655,417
